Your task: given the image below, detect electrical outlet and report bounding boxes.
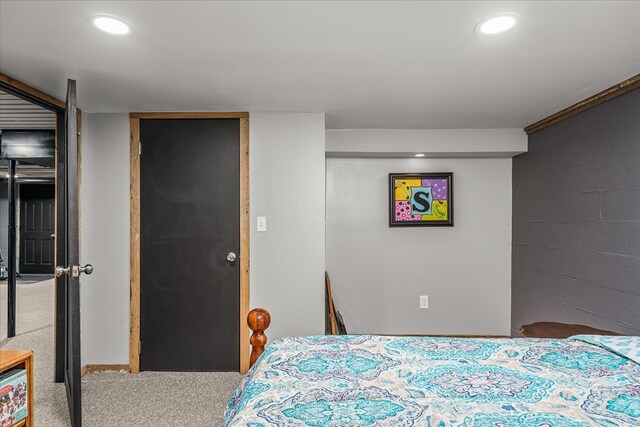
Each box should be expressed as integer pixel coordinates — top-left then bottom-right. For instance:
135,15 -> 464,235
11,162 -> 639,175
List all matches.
419,295 -> 429,309
257,216 -> 267,232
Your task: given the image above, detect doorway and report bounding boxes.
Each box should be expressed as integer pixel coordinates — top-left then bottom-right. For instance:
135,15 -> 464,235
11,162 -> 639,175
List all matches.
129,113 -> 250,374
0,92 -> 59,343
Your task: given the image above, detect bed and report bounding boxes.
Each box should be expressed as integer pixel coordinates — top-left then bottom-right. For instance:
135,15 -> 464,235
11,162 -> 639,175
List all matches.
225,310 -> 640,426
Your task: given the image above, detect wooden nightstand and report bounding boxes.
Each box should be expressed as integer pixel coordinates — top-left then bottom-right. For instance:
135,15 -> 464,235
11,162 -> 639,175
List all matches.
0,350 -> 34,427
519,322 -> 620,339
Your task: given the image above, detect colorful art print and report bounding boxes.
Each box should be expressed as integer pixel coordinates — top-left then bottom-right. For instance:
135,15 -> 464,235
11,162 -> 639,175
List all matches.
389,173 -> 453,227
0,369 -> 27,426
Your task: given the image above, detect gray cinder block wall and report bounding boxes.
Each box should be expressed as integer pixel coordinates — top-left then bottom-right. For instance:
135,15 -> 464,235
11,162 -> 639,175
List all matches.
512,88 -> 640,336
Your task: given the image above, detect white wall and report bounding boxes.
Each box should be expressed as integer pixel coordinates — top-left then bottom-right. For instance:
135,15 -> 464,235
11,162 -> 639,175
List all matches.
80,113 -> 131,364
79,112 -> 326,364
249,113 -> 326,341
326,129 -> 517,336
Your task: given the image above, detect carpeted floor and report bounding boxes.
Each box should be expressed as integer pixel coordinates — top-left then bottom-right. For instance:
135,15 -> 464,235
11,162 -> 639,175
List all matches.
0,279 -> 243,426
0,277 -> 55,340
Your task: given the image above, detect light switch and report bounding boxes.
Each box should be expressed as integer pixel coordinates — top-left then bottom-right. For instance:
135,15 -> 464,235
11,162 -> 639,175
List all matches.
420,295 -> 429,309
257,216 -> 267,232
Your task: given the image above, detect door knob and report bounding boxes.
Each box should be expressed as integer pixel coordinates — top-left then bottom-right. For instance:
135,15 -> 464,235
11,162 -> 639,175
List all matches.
79,264 -> 94,275
55,266 -> 70,277
226,252 -> 237,262
71,264 -> 94,277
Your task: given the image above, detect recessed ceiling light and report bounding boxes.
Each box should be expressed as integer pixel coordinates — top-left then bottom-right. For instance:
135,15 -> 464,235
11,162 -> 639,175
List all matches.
414,153 -> 426,157
92,15 -> 130,35
476,14 -> 518,34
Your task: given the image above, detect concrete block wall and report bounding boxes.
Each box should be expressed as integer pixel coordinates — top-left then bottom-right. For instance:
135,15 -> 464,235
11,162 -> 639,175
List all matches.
511,88 -> 640,336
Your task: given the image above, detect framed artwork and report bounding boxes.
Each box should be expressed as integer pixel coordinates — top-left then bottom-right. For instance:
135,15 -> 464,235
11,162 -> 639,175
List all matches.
389,172 -> 453,227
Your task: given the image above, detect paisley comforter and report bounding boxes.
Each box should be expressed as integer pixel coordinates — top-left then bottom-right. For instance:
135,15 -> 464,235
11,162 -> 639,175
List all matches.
224,335 -> 640,426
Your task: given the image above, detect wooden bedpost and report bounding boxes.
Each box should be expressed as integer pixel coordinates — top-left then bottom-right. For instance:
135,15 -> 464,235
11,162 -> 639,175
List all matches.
247,308 -> 271,368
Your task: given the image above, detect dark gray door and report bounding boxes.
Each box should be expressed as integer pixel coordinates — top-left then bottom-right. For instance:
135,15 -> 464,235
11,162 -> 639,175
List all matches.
57,79 -> 82,426
140,119 -> 240,371
19,184 -> 55,274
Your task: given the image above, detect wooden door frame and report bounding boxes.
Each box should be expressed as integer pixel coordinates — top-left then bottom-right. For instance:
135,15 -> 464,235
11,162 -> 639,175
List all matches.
0,73 -> 81,383
129,112 -> 251,374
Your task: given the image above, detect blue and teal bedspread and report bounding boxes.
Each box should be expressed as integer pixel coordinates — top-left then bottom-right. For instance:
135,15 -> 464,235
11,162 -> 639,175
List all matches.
224,335 -> 640,426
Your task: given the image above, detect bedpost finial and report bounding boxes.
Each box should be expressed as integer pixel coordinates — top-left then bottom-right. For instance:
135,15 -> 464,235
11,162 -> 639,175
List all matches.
247,308 -> 270,368
248,308 -> 271,332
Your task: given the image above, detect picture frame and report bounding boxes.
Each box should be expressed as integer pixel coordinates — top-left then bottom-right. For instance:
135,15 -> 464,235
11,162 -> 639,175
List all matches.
389,172 -> 453,227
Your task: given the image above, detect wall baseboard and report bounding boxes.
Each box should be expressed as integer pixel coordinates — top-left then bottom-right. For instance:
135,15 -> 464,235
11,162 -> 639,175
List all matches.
80,364 -> 130,377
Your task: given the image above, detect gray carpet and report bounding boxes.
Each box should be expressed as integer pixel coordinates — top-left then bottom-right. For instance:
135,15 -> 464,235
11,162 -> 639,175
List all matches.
0,279 -> 243,426
0,277 -> 55,340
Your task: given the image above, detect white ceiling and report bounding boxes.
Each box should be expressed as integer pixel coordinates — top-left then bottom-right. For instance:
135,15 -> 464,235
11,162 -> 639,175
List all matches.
0,1 -> 638,129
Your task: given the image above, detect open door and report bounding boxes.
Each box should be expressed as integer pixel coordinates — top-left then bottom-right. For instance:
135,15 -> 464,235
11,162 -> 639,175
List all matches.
55,79 -> 92,426
0,73 -> 87,422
